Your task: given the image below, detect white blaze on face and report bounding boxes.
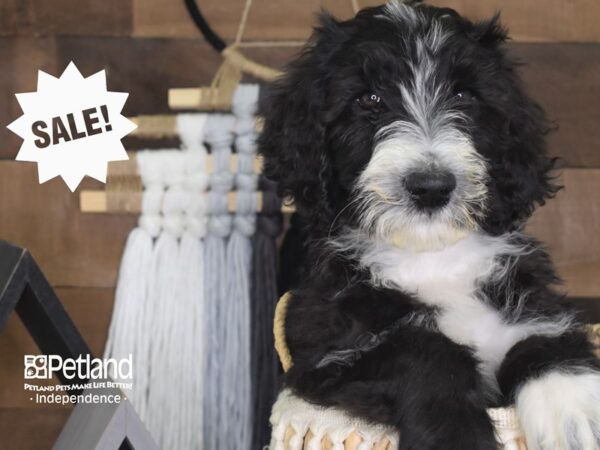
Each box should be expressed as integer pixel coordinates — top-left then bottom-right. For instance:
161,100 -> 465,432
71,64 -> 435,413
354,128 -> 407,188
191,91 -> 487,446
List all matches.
356,2 -> 489,251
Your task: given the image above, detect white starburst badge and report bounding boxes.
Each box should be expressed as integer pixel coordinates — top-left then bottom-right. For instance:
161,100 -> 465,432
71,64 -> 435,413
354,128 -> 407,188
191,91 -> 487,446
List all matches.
7,62 -> 137,191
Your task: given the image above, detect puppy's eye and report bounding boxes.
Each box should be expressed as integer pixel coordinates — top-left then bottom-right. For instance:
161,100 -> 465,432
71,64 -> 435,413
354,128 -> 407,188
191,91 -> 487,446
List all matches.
454,90 -> 477,104
357,93 -> 382,110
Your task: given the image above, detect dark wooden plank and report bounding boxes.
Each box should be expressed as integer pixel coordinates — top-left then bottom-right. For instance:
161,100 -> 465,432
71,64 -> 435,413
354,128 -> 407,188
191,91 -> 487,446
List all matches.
512,44 -> 600,168
0,36 -> 223,157
527,169 -> 600,268
133,0 -> 244,39
0,0 -> 132,37
133,0 -> 600,42
0,407 -> 72,450
0,287 -> 114,408
361,0 -> 600,42
132,0 -> 356,40
0,37 -> 292,158
0,162 -> 136,288
54,38 -> 223,116
0,37 -> 58,158
560,263 -> 600,299
242,0 -> 355,41
527,169 -> 600,298
1,38 -> 598,167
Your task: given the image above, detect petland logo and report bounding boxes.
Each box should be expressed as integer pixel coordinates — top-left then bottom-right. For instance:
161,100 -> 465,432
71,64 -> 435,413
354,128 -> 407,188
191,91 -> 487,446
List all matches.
24,354 -> 133,380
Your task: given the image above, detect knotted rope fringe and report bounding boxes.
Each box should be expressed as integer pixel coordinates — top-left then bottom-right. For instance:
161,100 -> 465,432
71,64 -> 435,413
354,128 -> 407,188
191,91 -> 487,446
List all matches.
104,150 -> 166,421
270,390 -> 399,450
106,141 -> 210,449
270,390 -> 527,450
108,89 -> 275,449
221,85 -> 259,450
177,114 -> 209,450
203,114 -> 236,450
251,179 -> 283,450
146,153 -> 188,449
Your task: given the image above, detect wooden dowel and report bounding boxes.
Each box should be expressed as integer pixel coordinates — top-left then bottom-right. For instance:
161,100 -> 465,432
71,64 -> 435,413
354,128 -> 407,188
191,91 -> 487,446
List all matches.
168,88 -> 209,110
79,190 -> 295,214
107,153 -> 264,178
168,87 -> 236,111
127,115 -> 263,137
129,115 -> 178,138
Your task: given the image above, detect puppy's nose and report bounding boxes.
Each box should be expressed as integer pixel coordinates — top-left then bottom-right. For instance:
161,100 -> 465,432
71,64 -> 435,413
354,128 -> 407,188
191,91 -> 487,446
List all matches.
404,171 -> 456,209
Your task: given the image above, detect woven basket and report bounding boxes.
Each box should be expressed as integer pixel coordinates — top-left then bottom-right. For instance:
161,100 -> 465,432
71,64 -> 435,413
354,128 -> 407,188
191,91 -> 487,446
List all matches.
269,389 -> 526,450
271,292 -> 600,450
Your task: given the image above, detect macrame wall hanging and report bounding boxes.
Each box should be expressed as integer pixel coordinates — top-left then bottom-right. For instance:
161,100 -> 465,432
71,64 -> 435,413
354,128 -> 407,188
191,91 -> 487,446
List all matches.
103,85 -> 282,450
99,1 -> 360,448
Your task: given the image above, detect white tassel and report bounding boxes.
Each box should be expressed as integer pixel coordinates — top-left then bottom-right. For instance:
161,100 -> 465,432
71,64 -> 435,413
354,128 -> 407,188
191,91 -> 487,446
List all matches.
222,88 -> 259,450
503,440 -> 520,450
287,427 -> 305,450
307,429 -> 325,450
135,155 -> 167,425
269,390 -> 400,450
104,149 -> 165,422
103,228 -> 153,399
268,390 -> 526,450
145,151 -> 187,449
203,114 -> 236,450
105,114 -> 213,450
177,114 -> 209,450
357,440 -> 374,450
229,84 -> 259,449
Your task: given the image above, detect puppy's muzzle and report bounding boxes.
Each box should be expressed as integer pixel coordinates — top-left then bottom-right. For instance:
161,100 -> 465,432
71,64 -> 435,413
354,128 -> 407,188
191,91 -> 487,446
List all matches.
404,171 -> 456,210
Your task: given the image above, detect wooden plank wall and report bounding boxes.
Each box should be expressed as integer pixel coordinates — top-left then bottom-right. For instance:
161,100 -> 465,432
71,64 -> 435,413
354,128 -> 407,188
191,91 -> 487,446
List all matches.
0,1 -> 599,448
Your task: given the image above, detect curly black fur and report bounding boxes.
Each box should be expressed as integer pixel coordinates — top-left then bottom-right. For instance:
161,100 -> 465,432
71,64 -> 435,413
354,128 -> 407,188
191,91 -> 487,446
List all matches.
259,2 -> 598,449
260,3 -> 558,239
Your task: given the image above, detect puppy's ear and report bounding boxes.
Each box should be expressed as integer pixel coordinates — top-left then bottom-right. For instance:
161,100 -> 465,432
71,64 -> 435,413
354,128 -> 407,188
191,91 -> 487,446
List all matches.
259,13 -> 347,227
486,83 -> 560,233
470,14 -> 507,46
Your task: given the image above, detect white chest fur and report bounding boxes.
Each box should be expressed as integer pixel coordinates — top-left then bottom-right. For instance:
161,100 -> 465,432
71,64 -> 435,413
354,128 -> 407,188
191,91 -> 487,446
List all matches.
358,233 -> 571,396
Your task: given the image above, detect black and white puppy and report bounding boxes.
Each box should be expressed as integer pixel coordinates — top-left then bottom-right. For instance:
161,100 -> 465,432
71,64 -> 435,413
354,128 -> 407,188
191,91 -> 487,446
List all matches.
259,1 -> 600,449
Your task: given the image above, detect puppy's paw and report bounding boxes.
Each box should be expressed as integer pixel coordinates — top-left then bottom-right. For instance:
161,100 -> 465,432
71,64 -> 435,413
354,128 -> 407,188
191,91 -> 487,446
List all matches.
516,369 -> 600,450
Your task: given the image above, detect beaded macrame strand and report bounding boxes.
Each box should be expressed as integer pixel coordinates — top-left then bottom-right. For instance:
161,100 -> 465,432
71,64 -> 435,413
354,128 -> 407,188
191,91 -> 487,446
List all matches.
203,114 -> 236,450
105,137 -> 209,449
224,85 -> 258,449
145,151 -> 188,448
178,114 -> 209,450
106,87 -> 272,449
103,149 -> 165,420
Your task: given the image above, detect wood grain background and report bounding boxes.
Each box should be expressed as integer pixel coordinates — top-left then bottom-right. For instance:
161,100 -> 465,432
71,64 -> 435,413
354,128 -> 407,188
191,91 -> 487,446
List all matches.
0,1 -> 599,448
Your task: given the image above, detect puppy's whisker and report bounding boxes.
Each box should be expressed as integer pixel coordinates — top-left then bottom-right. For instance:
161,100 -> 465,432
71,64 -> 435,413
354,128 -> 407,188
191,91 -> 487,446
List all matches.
327,196 -> 361,239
